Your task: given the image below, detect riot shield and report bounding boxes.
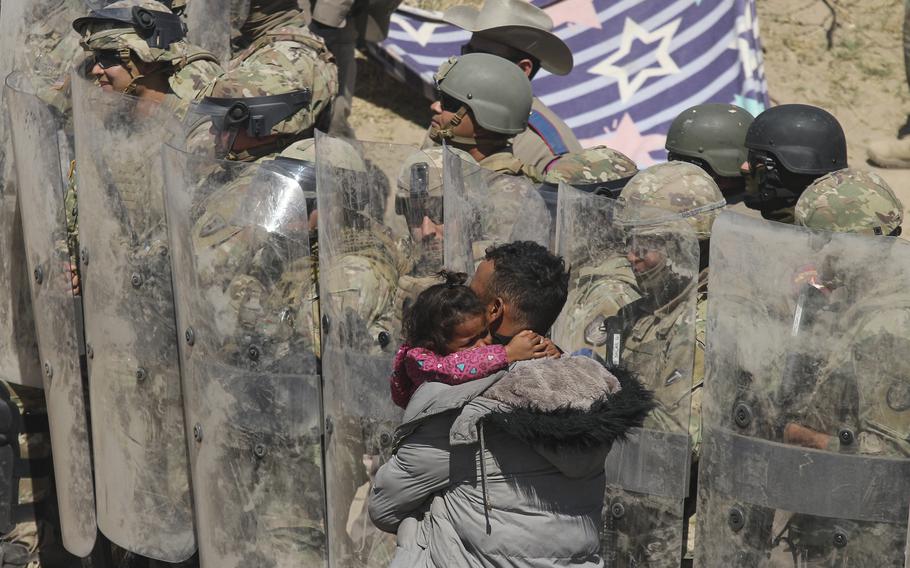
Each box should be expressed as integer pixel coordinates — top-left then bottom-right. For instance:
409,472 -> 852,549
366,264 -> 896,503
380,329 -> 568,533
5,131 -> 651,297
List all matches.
316,132 -> 436,568
0,0 -> 43,389
551,183 -> 700,567
183,0 -> 231,62
696,211 -> 910,567
71,75 -> 195,561
442,144 -> 552,275
4,72 -> 97,558
163,144 -> 325,568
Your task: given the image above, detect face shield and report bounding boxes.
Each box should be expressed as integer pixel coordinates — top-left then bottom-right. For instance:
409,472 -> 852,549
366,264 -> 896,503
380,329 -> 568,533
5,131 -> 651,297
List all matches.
73,6 -> 187,49
193,89 -> 312,158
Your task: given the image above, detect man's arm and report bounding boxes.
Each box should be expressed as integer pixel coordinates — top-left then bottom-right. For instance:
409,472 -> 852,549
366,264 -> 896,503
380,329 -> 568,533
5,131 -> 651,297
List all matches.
368,414 -> 455,533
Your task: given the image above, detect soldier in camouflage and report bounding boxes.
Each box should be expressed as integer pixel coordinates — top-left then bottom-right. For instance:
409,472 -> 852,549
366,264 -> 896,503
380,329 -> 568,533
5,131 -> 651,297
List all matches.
665,103 -> 753,203
547,147 -> 641,353
229,0 -> 338,139
767,169 -> 909,565
606,161 -> 724,567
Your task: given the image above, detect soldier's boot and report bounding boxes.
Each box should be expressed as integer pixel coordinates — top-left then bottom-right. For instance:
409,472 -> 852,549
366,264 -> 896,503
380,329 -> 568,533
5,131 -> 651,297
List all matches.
867,136 -> 910,169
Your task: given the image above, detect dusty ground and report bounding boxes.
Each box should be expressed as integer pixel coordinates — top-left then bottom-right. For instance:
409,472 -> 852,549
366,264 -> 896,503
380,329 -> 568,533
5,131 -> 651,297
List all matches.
349,0 -> 910,208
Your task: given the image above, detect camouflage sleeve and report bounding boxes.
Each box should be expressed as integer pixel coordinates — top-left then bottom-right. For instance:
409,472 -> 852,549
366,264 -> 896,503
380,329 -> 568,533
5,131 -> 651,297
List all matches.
64,161 -> 79,276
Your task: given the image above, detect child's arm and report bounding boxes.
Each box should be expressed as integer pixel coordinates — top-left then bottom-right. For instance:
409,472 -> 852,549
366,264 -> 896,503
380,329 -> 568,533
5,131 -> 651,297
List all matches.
404,345 -> 509,385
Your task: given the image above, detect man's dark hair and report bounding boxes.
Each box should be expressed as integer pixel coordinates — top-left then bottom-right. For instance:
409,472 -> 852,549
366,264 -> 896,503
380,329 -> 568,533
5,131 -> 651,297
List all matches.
484,241 -> 569,334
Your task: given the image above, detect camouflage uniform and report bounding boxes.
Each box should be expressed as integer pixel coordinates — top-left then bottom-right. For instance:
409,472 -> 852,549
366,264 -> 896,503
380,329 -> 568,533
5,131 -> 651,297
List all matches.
548,146 -> 641,353
605,161 -> 724,567
774,168 -> 908,565
228,0 -> 338,137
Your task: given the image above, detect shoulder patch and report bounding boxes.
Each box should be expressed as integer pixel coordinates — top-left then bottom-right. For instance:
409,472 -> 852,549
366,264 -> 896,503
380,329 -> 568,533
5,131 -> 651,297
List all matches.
528,110 -> 571,157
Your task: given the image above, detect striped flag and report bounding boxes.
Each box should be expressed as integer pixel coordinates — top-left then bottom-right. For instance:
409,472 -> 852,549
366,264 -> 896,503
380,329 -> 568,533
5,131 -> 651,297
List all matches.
367,0 -> 769,166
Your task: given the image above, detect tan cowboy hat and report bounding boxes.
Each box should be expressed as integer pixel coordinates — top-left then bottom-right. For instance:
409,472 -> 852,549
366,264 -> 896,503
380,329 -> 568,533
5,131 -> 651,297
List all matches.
443,0 -> 574,76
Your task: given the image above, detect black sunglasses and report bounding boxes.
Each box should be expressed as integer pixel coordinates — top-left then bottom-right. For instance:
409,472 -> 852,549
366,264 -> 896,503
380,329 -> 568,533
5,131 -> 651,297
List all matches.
435,89 -> 463,114
92,50 -> 123,69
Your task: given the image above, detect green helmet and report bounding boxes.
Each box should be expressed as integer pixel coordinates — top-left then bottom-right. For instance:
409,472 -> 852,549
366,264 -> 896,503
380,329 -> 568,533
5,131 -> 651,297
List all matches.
543,146 -> 638,198
432,53 -> 532,140
620,161 -> 726,241
794,168 -> 903,236
665,103 -> 753,178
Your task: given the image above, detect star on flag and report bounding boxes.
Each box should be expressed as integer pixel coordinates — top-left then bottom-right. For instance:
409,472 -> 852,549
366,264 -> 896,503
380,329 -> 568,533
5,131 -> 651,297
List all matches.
589,17 -> 681,102
390,14 -> 443,47
579,113 -> 666,167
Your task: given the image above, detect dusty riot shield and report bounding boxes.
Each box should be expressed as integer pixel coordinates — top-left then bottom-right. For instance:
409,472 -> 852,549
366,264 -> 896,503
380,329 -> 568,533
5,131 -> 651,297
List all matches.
550,183 -> 700,567
183,0 -> 231,62
316,132 -> 437,568
163,145 -> 325,568
4,72 -> 97,558
71,76 -> 195,561
442,144 -> 552,275
0,1 -> 43,389
696,211 -> 910,567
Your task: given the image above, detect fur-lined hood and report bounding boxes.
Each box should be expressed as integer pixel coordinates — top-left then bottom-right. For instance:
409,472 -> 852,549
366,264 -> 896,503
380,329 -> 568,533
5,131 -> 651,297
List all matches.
395,356 -> 654,464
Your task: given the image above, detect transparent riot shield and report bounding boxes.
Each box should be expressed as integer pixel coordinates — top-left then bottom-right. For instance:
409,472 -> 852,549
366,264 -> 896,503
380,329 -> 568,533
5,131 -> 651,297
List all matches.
4,72 -> 97,558
0,1 -> 42,389
442,144 -> 552,275
696,211 -> 910,567
316,131 -> 436,568
70,76 -> 194,561
163,144 -> 326,568
551,183 -> 700,567
183,0 -> 231,62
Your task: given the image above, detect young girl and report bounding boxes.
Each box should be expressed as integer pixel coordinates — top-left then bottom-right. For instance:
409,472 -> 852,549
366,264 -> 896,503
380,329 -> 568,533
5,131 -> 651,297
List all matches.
391,271 -> 557,408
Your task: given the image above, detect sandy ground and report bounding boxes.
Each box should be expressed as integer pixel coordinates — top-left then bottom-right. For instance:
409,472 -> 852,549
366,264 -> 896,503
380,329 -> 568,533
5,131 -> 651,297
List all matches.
349,0 -> 910,211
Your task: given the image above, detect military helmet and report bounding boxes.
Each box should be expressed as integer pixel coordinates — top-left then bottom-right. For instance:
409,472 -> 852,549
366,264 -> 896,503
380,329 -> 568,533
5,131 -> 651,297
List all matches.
666,103 -> 753,178
74,0 -> 188,63
434,53 -> 532,136
745,104 -> 847,175
196,60 -> 325,144
620,161 -> 726,240
543,146 -> 638,199
795,168 -> 903,236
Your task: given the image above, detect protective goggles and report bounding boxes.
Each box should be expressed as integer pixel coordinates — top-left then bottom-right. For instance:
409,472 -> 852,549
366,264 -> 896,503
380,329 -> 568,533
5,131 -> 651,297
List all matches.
395,195 -> 444,226
198,89 -> 312,138
73,7 -> 186,49
89,49 -> 124,69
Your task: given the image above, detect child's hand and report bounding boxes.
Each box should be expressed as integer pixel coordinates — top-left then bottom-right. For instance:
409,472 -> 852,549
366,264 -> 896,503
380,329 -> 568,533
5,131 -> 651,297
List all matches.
505,330 -> 549,362
541,338 -> 561,359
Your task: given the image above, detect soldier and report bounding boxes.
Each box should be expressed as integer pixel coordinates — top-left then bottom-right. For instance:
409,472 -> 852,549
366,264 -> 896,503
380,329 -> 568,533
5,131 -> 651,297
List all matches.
229,0 -> 338,139
308,0 -> 402,136
192,57 -> 334,163
603,161 -> 724,567
547,147 -> 640,353
778,171 -> 907,565
430,52 -> 538,180
665,103 -> 754,203
742,104 -> 848,223
695,173 -> 910,566
73,0 -> 222,113
438,0 -> 581,173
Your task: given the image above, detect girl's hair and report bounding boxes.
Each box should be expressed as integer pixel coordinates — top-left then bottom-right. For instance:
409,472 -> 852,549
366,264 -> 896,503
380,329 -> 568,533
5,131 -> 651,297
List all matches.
402,271 -> 486,354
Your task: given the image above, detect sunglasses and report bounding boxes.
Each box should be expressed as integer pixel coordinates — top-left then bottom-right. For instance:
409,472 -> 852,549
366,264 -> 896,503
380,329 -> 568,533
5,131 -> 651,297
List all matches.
91,50 -> 123,69
395,196 -> 444,226
435,90 -> 463,114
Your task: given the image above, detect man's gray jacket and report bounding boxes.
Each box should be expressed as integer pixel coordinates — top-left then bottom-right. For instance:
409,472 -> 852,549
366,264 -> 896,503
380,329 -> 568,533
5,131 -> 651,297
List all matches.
368,356 -> 654,568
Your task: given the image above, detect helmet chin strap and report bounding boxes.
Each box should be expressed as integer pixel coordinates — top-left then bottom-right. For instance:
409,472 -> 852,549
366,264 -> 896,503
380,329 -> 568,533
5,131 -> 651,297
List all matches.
428,105 -> 505,147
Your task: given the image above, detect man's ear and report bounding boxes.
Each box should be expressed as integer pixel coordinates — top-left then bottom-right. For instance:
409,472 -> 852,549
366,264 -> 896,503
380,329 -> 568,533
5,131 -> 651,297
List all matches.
489,297 -> 504,320
516,59 -> 534,78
